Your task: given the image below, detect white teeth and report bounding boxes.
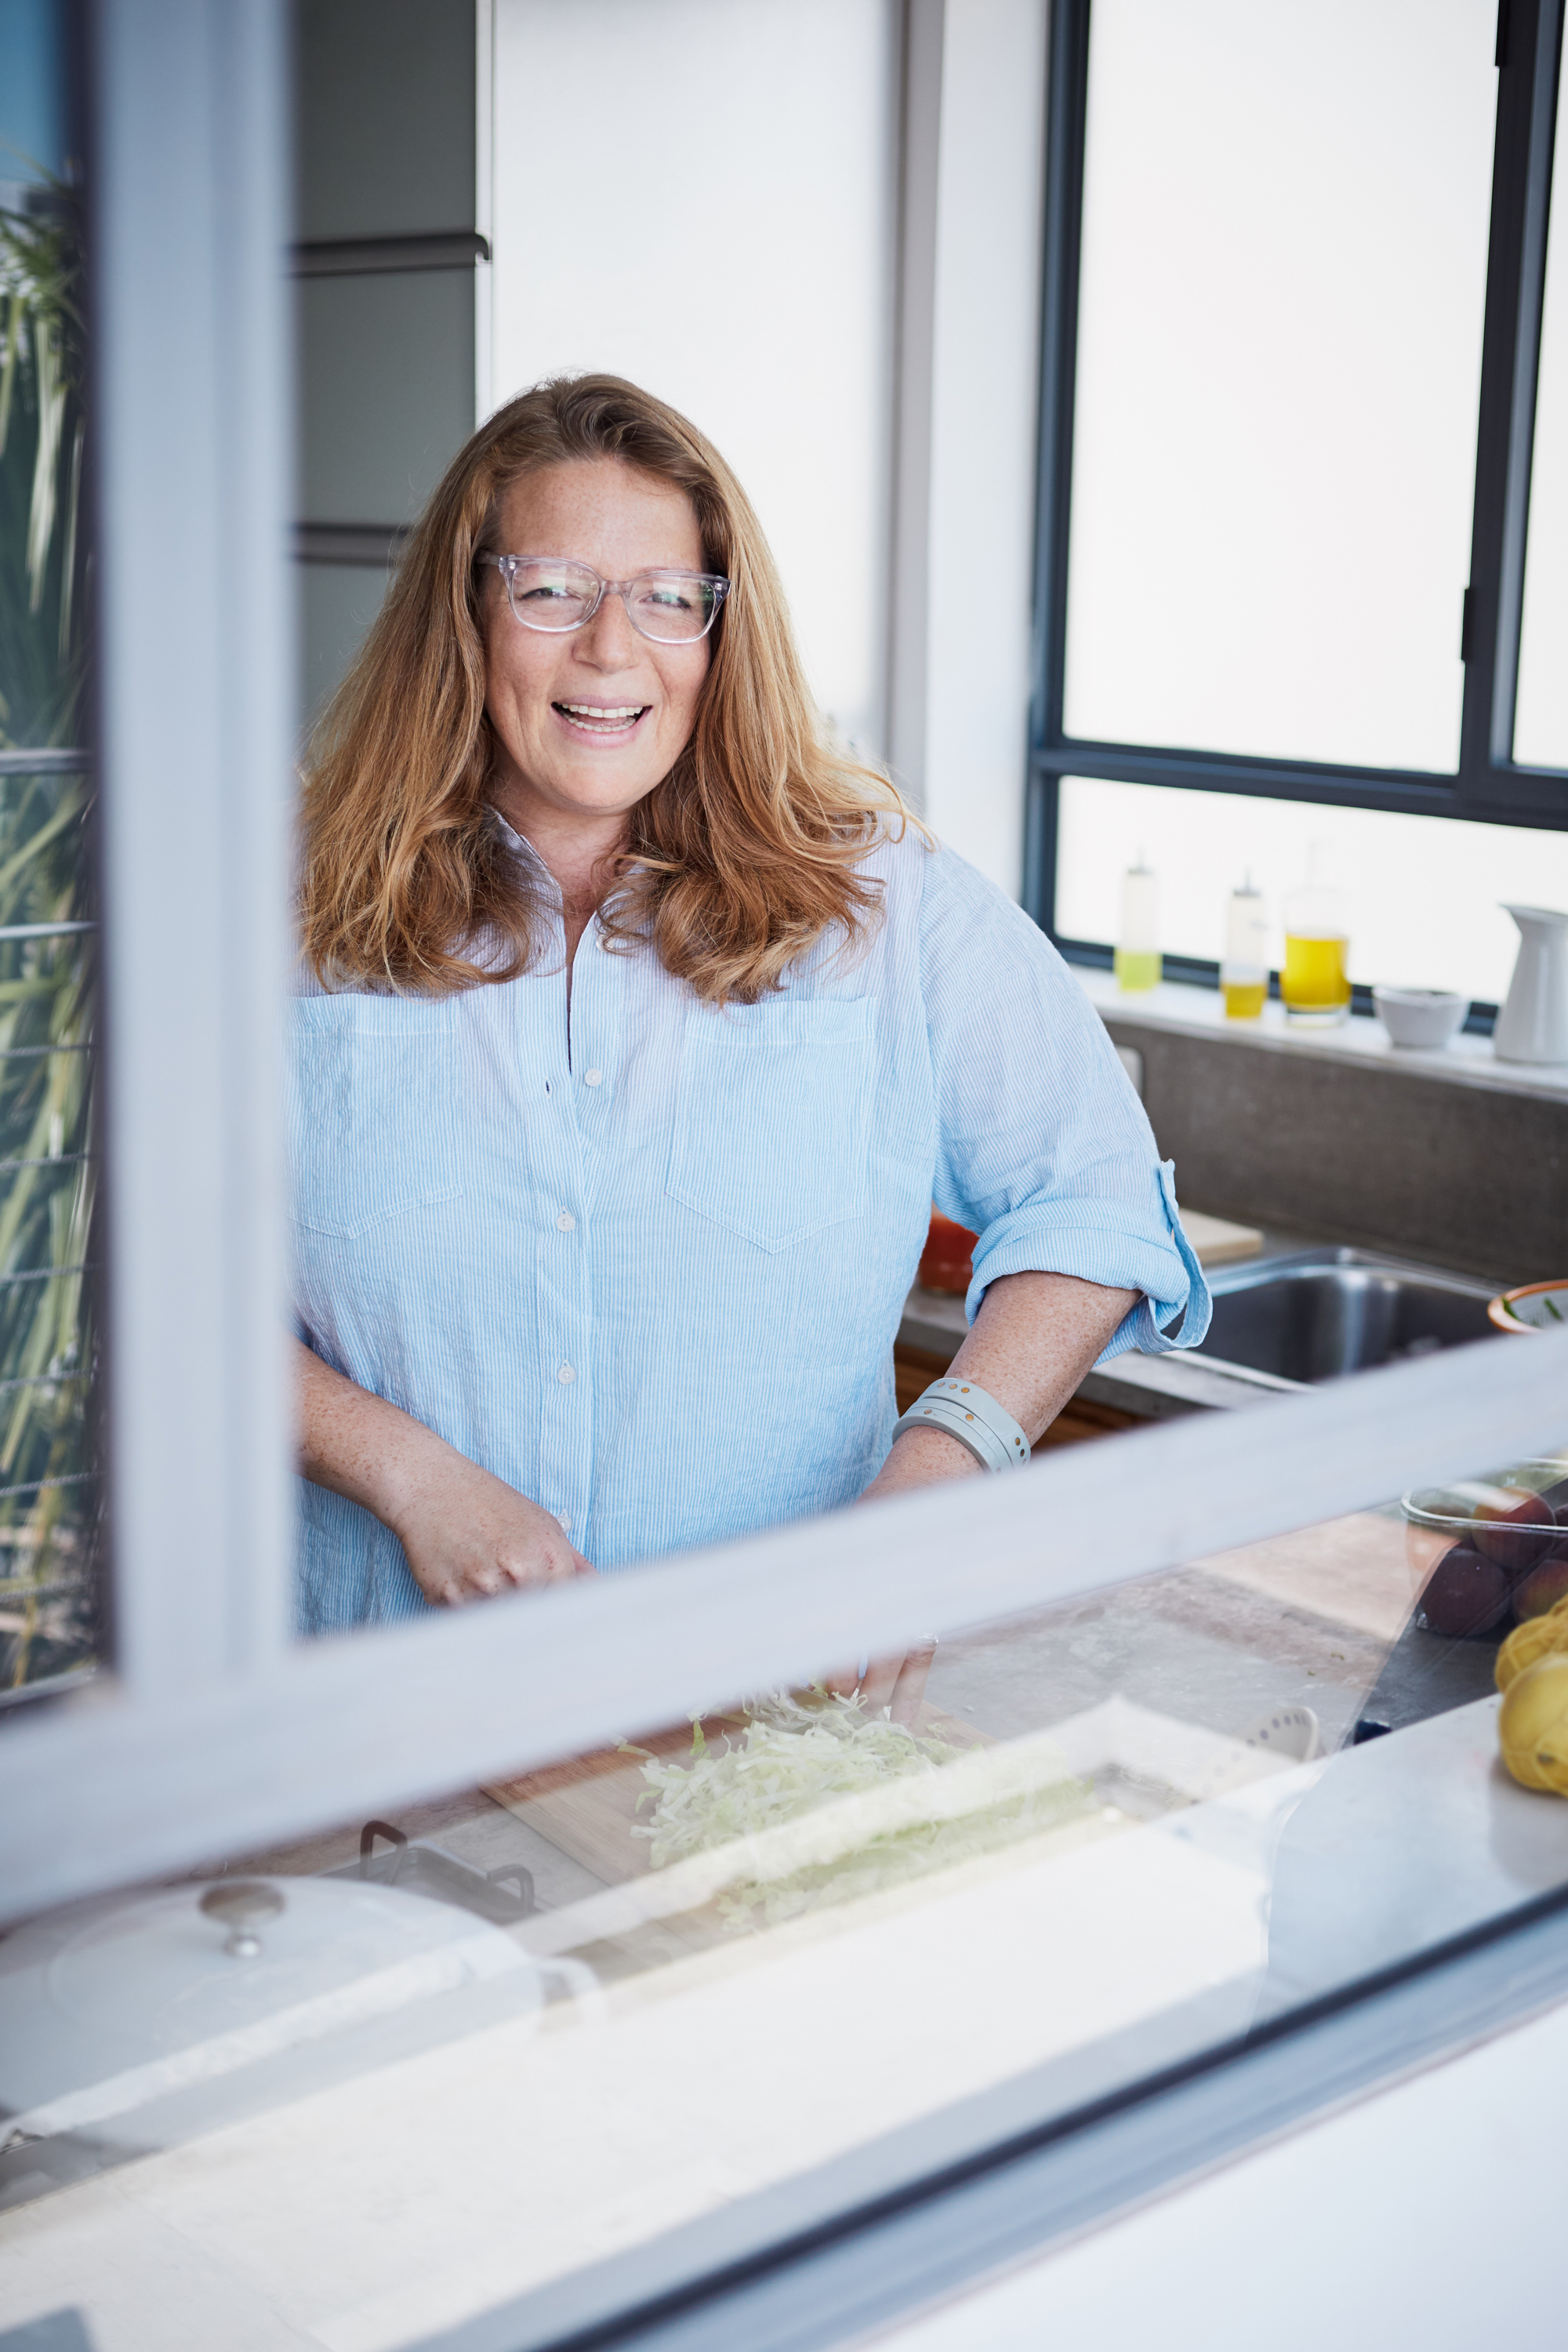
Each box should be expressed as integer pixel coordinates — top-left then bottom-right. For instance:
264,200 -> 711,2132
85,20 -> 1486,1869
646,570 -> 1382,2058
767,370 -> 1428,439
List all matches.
559,702 -> 644,720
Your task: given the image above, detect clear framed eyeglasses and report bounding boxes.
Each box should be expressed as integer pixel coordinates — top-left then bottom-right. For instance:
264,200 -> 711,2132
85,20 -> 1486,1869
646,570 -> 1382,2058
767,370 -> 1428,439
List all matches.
490,556 -> 730,644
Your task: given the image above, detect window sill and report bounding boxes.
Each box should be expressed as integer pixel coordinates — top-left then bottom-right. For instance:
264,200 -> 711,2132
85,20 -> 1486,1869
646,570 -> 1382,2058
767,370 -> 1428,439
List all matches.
1073,967 -> 1568,1105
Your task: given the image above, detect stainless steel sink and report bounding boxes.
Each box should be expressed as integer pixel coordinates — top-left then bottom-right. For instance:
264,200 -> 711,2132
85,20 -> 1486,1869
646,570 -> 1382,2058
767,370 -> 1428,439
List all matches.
1193,1247 -> 1501,1385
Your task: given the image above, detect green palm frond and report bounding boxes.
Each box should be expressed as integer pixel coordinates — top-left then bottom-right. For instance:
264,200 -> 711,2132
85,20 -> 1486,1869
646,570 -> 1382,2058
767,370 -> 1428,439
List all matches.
1,174 -> 88,749
0,176 -> 97,1690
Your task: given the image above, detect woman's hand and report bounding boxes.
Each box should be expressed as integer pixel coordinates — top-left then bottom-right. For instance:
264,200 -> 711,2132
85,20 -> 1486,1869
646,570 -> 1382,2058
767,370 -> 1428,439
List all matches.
388,1453 -> 592,1606
296,1339 -> 593,1605
821,1642 -> 939,1726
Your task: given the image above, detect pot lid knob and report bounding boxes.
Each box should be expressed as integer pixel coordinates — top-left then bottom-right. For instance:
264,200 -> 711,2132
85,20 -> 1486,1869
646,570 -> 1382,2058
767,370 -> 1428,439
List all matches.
199,1879 -> 286,1959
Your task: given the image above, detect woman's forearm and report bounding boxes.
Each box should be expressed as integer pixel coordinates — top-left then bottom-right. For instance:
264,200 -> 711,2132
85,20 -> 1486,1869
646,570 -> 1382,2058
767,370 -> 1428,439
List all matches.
295,1339 -> 591,1599
947,1268 -> 1138,1438
295,1337 -> 449,1526
868,1270 -> 1139,1495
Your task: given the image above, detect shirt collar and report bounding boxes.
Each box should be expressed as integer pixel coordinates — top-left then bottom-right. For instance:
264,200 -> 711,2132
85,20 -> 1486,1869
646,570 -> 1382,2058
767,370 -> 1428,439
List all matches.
486,807 -> 561,903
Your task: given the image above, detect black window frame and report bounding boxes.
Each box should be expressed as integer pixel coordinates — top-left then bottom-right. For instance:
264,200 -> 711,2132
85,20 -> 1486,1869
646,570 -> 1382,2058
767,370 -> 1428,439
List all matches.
1025,0 -> 1568,1007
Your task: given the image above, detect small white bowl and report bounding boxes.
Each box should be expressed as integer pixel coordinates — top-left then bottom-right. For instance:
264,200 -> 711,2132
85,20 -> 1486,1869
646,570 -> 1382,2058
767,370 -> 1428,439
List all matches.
1373,985 -> 1468,1050
1488,1279 -> 1568,1334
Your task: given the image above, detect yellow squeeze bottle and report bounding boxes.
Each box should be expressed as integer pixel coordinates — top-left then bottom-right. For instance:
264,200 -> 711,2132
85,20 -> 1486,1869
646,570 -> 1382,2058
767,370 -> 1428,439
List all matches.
1282,855 -> 1351,1026
1114,857 -> 1161,992
1221,877 -> 1269,1019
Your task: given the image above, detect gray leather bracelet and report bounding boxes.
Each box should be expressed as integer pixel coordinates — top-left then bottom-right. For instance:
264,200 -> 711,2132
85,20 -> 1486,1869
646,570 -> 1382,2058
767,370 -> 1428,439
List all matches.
892,1377 -> 1032,1472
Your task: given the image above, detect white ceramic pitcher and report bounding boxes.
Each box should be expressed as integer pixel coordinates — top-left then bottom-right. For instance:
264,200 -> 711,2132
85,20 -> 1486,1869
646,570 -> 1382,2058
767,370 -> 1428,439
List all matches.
1494,905 -> 1568,1065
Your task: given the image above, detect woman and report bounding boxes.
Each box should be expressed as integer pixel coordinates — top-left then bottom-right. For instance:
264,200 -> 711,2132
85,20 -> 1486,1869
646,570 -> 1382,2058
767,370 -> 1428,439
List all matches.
291,373 -> 1210,1708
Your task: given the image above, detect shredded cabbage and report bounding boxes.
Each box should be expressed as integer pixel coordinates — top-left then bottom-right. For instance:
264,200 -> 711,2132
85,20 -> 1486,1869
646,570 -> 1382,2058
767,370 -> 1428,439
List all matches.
629,1692 -> 1098,1929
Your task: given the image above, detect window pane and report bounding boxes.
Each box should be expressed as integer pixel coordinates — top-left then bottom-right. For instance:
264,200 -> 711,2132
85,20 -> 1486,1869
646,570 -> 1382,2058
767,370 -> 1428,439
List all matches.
0,4 -> 100,1702
12,1416 -> 1568,2339
1056,776 -> 1568,1005
1514,62 -> 1568,769
1065,0 -> 1496,772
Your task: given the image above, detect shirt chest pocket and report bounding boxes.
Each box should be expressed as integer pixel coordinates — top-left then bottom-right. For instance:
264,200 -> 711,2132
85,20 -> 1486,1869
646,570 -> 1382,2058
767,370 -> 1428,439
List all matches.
666,996 -> 875,1253
289,997 -> 464,1242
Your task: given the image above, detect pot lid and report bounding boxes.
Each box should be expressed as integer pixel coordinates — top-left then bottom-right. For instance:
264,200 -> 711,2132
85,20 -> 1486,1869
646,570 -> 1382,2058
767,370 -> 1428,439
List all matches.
0,1875 -> 531,2148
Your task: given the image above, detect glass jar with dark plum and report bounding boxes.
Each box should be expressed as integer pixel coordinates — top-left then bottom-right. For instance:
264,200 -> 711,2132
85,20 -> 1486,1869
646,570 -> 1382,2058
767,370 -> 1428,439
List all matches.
1402,1460 -> 1568,1638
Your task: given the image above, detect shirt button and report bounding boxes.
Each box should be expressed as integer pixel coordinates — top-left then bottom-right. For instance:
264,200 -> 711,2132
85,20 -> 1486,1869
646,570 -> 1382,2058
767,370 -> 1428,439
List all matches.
557,1363 -> 575,1385
556,1210 -> 576,1232
555,1512 -> 572,1536
583,1068 -> 602,1087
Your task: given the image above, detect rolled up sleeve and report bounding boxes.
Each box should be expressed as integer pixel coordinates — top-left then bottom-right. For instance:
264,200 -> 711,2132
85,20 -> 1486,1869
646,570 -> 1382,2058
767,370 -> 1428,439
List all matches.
920,848 -> 1210,1361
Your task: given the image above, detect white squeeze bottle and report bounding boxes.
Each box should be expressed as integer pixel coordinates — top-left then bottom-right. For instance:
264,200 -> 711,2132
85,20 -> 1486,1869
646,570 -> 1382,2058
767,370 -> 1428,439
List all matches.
1114,855 -> 1160,993
1221,874 -> 1269,1018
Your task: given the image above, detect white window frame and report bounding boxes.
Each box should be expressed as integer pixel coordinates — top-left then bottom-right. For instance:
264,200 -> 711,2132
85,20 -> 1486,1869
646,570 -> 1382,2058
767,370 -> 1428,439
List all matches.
9,11 -> 1568,2337
7,0 -> 1568,1925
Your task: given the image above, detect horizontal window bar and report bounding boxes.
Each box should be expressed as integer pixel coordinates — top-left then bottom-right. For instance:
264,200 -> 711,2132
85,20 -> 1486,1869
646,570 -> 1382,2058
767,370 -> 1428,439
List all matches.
292,521 -> 409,568
0,1155 -> 94,1173
290,230 -> 490,278
0,749 -> 91,777
1036,746 -> 1568,829
0,921 -> 96,942
0,1262 -> 93,1288
0,1044 -> 93,1059
0,1471 -> 95,1503
4,1325 -> 1560,1926
1040,742 -> 1456,797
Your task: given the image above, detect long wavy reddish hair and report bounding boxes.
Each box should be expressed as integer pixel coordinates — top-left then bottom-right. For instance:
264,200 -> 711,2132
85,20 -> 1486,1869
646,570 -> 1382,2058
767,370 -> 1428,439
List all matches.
299,373 -> 913,1003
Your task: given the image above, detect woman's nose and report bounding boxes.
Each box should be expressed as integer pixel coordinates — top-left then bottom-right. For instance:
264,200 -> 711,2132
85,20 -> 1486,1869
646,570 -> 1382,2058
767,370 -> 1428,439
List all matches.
576,588 -> 641,667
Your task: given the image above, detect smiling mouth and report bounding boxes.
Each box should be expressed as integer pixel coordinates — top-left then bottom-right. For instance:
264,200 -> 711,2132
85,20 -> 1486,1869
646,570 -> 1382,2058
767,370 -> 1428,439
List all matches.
553,701 -> 651,738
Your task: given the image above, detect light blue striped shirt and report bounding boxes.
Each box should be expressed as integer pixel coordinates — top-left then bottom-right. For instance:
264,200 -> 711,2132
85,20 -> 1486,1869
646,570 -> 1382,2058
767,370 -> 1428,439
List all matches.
289,822 -> 1210,1629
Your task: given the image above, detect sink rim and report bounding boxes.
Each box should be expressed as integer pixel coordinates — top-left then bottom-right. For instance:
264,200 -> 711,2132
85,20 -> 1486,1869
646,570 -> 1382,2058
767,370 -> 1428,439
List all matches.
1190,1244 -> 1502,1388
1203,1245 -> 1501,1304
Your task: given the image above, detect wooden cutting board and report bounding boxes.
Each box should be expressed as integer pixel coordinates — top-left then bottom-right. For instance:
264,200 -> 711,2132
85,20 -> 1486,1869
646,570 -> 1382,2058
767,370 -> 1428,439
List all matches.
1180,1208 -> 1264,1267
485,1701 -> 989,1889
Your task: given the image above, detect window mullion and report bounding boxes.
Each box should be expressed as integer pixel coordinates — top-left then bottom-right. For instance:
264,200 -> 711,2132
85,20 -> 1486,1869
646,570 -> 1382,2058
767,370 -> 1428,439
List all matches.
1026,0 -> 1091,927
1460,0 -> 1563,800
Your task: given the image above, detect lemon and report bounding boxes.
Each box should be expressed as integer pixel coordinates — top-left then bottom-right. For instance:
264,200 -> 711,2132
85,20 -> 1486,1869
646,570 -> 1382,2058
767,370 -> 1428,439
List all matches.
1498,1654 -> 1568,1794
1495,1612 -> 1568,1693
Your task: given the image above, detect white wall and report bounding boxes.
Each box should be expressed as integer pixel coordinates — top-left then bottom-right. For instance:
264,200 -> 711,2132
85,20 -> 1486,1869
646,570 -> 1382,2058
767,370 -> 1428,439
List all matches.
920,0 -> 1048,895
488,0 -> 1051,891
490,0 -> 900,764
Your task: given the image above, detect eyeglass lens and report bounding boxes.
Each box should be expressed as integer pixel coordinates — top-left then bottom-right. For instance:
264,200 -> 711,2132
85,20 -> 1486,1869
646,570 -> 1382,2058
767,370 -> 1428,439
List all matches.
502,558 -> 723,643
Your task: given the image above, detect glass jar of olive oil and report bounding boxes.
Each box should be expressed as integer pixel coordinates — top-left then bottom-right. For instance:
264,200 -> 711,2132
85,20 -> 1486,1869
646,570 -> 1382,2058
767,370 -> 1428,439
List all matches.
1282,869 -> 1352,1025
